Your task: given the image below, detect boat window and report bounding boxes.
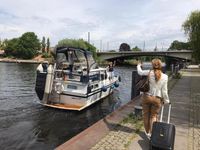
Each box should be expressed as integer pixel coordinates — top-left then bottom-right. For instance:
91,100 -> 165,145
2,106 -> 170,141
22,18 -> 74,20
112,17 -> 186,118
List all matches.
56,51 -> 85,63
89,74 -> 100,82
74,50 -> 87,64
100,71 -> 107,81
55,49 -> 103,83
105,71 -> 108,79
56,50 -> 88,70
87,53 -> 96,69
57,53 -> 67,63
100,74 -> 105,81
67,84 -> 77,90
56,52 -> 68,69
89,71 -> 100,82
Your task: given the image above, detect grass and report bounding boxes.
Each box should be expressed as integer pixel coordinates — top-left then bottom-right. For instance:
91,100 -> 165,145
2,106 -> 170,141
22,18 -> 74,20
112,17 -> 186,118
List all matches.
119,113 -> 143,149
172,72 -> 182,79
121,113 -> 137,124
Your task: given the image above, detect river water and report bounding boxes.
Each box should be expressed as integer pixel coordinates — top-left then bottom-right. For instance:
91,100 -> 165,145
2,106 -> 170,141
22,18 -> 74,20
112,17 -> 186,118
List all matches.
0,63 -> 134,150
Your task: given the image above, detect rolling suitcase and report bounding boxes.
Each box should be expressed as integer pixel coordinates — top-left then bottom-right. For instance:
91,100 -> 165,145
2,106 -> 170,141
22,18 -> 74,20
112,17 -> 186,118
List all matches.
150,103 -> 176,150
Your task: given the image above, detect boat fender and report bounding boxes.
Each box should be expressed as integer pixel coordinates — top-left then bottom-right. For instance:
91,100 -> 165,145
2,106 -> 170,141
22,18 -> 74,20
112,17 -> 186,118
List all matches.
55,82 -> 64,94
87,85 -> 92,93
118,76 -> 121,82
44,65 -> 54,94
111,84 -> 115,89
101,86 -> 107,92
42,62 -> 48,72
36,64 -> 43,73
35,72 -> 47,100
114,82 -> 119,88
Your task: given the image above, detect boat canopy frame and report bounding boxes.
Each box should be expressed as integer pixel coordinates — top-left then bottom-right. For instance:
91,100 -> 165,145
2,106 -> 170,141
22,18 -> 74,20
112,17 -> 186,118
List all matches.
55,46 -> 96,76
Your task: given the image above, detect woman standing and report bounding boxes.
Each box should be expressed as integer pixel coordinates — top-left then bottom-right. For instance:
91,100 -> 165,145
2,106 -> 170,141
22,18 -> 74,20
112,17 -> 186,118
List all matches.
137,59 -> 170,138
107,61 -> 116,80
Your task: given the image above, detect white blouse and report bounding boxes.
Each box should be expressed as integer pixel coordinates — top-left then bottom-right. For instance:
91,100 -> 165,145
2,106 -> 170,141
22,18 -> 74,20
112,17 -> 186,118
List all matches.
137,64 -> 170,103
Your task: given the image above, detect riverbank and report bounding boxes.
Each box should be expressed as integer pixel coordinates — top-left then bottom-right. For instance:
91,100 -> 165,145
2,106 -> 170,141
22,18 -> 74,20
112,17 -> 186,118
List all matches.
0,56 -> 47,64
57,68 -> 200,150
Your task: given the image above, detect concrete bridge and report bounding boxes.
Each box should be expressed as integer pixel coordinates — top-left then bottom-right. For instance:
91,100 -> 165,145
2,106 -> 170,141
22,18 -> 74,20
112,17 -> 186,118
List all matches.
97,50 -> 192,61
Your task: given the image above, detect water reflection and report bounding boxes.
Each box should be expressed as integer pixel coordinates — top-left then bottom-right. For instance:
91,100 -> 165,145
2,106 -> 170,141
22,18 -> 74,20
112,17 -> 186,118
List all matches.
0,63 -> 132,150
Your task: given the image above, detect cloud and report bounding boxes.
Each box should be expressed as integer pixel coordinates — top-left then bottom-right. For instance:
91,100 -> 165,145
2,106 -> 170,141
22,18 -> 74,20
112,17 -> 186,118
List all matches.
0,0 -> 200,50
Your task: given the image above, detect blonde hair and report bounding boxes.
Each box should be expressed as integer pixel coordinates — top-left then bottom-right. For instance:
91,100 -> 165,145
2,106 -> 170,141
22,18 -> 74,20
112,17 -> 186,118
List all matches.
152,58 -> 162,82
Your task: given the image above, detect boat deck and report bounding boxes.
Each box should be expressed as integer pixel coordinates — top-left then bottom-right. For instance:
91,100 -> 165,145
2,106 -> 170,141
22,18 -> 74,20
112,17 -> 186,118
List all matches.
43,103 -> 84,111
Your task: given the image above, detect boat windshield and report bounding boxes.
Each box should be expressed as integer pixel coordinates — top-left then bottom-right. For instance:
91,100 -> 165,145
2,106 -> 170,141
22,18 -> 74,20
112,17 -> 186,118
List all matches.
87,53 -> 97,69
55,48 -> 98,82
55,49 -> 89,82
56,50 -> 87,69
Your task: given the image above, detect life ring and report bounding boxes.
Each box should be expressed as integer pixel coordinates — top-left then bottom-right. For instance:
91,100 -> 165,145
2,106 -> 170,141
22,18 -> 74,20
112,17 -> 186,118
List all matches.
55,82 -> 64,94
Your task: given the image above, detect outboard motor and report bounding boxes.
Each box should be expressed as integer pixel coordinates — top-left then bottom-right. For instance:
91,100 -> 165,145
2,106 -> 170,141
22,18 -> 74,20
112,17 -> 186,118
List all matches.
35,62 -> 48,100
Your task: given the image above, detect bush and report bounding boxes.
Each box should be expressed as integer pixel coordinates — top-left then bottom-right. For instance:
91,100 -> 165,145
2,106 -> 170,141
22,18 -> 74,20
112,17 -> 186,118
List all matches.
57,38 -> 97,60
4,32 -> 41,59
173,72 -> 182,79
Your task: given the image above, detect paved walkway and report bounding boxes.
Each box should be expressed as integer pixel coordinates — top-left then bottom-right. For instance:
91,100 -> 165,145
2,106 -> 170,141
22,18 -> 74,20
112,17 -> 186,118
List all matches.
90,69 -> 200,150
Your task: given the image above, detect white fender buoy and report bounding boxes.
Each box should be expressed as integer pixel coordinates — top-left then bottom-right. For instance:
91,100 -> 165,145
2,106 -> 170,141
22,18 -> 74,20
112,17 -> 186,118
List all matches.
45,64 -> 53,94
36,64 -> 43,73
101,86 -> 107,92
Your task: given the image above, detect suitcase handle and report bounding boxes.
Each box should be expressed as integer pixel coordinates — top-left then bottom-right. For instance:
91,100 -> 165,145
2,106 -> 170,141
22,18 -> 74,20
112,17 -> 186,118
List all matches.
160,102 -> 171,123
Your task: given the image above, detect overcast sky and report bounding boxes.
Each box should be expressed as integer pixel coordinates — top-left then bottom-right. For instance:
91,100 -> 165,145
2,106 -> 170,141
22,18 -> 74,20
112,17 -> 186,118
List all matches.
0,0 -> 200,51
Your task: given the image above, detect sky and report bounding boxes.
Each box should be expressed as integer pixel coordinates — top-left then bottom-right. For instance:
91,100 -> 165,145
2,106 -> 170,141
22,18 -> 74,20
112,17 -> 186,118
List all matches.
0,0 -> 200,51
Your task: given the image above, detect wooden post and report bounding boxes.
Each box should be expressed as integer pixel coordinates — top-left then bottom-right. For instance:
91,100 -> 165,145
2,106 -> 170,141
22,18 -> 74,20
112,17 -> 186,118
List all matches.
131,70 -> 140,99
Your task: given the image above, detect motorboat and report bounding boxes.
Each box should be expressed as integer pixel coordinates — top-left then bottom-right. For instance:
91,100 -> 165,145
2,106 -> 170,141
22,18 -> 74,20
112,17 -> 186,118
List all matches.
35,47 -> 120,111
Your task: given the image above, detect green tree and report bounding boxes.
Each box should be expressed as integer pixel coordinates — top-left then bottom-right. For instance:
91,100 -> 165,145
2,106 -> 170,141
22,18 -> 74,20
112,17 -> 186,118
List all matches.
18,32 -> 41,59
1,39 -> 8,49
183,10 -> 200,62
41,36 -> 46,53
83,40 -> 97,59
168,40 -> 191,50
119,43 -> 130,51
132,46 -> 141,51
4,32 -> 41,59
57,38 -> 97,59
4,38 -> 19,56
109,50 -> 116,52
46,37 -> 50,54
58,38 -> 86,49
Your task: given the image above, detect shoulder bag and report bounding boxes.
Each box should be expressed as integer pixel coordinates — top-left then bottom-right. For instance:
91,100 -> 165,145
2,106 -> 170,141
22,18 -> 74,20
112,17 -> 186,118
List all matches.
136,70 -> 151,92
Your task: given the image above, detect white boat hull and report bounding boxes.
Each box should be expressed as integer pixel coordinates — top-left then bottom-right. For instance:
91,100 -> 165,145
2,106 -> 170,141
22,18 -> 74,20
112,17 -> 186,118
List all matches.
41,81 -> 116,111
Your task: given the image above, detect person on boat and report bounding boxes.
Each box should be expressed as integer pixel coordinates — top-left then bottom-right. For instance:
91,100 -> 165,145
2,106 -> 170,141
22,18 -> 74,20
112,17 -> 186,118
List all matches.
137,58 -> 170,138
68,51 -> 74,78
62,70 -> 68,81
107,61 -> 115,80
68,51 -> 74,72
